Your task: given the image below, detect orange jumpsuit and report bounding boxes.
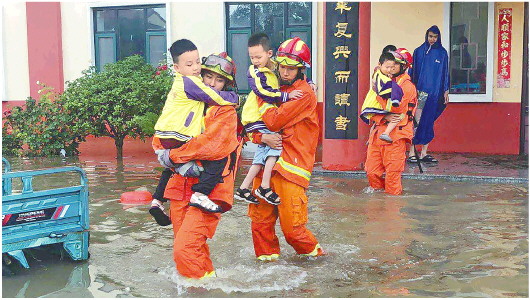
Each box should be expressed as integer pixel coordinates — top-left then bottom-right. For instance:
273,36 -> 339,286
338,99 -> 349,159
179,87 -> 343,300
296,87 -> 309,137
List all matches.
365,73 -> 417,195
152,105 -> 241,278
248,78 -> 323,260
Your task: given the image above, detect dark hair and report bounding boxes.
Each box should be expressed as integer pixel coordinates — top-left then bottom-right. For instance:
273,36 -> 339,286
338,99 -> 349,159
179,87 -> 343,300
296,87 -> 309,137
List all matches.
382,44 -> 397,54
169,39 -> 197,63
248,32 -> 271,51
378,52 -> 395,64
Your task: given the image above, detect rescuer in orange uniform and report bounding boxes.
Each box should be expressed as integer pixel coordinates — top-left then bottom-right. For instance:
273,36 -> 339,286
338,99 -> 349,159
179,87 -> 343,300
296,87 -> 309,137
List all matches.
153,51 -> 243,279
365,48 -> 417,195
247,37 -> 324,261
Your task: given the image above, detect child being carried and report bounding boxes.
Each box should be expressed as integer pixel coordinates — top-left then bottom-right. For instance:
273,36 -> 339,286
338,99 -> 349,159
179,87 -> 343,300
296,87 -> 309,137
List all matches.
360,51 -> 405,143
234,33 -> 305,206
150,40 -> 239,226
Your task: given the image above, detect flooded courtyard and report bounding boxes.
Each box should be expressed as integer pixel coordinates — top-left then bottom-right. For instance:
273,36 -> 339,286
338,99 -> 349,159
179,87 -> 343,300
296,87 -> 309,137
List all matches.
2,152 -> 528,297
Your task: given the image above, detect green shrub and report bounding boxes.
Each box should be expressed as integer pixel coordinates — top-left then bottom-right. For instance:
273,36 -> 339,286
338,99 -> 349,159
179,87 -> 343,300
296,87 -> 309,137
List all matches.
61,55 -> 173,159
2,83 -> 84,157
2,56 -> 172,159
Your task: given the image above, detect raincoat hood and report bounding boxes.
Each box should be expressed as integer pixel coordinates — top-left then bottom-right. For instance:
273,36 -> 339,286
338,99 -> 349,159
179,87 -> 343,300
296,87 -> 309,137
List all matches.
424,25 -> 442,49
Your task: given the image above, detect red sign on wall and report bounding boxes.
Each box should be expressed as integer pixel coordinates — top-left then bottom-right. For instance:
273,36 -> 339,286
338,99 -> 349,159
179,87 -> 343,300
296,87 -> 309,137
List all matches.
497,8 -> 512,88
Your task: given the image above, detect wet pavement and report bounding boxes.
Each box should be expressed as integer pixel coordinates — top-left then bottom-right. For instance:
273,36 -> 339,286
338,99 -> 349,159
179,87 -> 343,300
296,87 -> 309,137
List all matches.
315,152 -> 529,183
2,148 -> 528,297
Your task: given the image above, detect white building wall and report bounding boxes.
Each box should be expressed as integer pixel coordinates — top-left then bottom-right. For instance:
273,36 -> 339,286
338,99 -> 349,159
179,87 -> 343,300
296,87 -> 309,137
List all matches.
61,2 -> 92,84
3,2 -> 30,101
168,2 -> 225,59
60,1 -> 225,84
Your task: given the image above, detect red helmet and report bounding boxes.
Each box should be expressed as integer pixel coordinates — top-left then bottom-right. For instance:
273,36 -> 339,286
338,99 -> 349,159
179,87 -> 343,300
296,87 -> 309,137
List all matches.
275,37 -> 311,68
392,48 -> 413,69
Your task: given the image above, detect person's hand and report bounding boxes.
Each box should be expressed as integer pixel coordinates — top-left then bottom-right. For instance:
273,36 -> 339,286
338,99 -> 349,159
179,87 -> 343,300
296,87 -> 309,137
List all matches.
444,90 -> 449,104
309,83 -> 318,93
178,161 -> 204,177
288,90 -> 303,100
384,113 -> 401,123
155,149 -> 176,169
261,133 -> 282,150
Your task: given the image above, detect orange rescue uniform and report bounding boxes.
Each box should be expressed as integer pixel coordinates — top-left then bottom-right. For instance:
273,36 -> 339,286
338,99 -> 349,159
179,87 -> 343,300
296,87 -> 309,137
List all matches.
152,105 -> 241,278
365,73 -> 417,195
248,78 -> 323,259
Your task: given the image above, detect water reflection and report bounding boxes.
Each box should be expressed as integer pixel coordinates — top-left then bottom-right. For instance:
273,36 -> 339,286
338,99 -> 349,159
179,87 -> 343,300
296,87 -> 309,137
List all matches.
2,155 -> 528,297
3,249 -> 94,298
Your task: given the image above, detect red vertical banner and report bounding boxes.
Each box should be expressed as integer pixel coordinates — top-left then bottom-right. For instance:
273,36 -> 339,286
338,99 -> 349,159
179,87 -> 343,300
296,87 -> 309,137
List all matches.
497,8 -> 512,88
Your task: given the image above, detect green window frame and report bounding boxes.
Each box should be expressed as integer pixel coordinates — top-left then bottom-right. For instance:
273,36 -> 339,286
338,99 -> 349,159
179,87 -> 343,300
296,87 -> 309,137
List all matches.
93,5 -> 166,71
95,33 -> 117,71
286,27 -> 312,52
227,29 -> 252,94
225,2 -> 313,94
146,31 -> 167,66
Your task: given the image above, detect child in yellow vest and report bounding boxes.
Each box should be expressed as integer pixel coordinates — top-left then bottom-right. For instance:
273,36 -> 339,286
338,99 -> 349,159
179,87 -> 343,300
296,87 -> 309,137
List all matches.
360,52 -> 405,143
235,33 -> 306,206
150,40 -> 238,222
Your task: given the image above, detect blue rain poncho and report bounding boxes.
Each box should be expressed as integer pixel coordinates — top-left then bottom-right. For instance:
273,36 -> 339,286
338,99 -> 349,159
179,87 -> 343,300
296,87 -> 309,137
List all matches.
409,25 -> 450,145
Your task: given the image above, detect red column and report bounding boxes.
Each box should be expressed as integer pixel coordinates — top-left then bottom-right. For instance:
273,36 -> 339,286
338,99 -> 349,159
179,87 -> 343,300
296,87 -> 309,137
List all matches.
322,2 -> 371,171
26,2 -> 64,99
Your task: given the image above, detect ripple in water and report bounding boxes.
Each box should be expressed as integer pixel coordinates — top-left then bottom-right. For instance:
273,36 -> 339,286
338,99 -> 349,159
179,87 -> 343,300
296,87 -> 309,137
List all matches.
158,263 -> 308,295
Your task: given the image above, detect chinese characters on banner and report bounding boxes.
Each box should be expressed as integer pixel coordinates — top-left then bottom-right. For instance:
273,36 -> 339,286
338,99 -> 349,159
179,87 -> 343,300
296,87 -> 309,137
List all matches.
324,2 -> 359,139
497,8 -> 512,88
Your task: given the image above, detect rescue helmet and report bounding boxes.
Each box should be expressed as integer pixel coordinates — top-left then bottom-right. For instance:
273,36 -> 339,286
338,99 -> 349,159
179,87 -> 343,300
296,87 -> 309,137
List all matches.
392,48 -> 413,69
201,52 -> 237,84
275,37 -> 311,68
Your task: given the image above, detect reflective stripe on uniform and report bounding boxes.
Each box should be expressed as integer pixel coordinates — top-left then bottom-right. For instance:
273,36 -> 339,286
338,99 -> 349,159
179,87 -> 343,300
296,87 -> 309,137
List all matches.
299,243 -> 322,257
251,67 -> 280,98
258,102 -> 276,115
186,270 -> 216,281
379,87 -> 391,95
200,270 -> 216,279
277,157 -> 311,181
154,130 -> 193,142
257,253 -> 280,261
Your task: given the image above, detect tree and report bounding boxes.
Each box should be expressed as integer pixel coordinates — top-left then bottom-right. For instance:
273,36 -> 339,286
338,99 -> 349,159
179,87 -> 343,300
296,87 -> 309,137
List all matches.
61,55 -> 172,159
2,83 -> 84,157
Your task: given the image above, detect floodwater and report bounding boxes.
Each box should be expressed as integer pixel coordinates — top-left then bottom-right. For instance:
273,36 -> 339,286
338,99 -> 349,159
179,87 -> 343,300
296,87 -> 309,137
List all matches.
2,149 -> 528,298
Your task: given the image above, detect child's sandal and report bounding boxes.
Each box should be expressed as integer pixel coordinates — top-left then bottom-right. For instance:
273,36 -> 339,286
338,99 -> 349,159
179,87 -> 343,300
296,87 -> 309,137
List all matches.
234,188 -> 259,204
255,186 -> 281,205
149,201 -> 172,226
189,194 -> 223,213
420,154 -> 438,163
407,156 -> 419,163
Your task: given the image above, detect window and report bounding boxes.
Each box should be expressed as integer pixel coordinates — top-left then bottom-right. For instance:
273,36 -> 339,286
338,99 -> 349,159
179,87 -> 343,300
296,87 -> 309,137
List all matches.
226,2 -> 312,92
447,2 -> 494,102
93,5 -> 166,71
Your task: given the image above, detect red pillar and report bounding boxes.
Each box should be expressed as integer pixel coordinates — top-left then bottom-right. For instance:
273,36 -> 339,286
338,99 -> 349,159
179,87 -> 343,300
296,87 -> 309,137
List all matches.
26,2 -> 64,99
322,2 -> 371,171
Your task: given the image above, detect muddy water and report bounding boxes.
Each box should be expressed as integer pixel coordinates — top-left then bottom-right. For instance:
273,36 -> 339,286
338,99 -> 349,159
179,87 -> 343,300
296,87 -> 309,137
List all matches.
2,153 -> 528,298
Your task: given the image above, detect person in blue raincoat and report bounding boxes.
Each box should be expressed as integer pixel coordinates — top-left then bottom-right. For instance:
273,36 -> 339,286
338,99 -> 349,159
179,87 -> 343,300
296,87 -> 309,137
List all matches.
408,25 -> 449,164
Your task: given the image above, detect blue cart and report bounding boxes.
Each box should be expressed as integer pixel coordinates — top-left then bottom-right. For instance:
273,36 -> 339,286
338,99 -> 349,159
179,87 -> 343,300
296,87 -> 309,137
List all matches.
2,158 -> 90,268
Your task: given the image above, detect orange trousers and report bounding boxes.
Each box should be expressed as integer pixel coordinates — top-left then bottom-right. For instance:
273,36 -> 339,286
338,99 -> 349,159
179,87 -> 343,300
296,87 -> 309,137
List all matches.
365,138 -> 407,195
169,193 -> 220,279
248,173 -> 320,258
